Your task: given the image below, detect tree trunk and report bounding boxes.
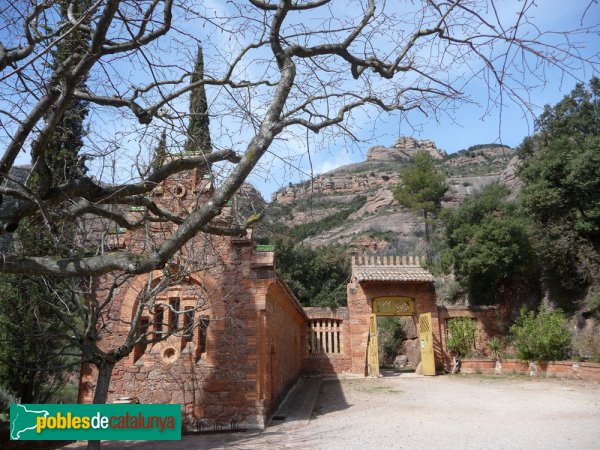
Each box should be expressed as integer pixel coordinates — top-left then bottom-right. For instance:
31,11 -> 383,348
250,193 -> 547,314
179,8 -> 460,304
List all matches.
86,362 -> 114,450
423,210 -> 433,265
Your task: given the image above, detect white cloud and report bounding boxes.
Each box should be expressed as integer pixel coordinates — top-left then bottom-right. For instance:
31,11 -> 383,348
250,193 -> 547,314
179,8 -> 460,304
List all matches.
317,152 -> 355,175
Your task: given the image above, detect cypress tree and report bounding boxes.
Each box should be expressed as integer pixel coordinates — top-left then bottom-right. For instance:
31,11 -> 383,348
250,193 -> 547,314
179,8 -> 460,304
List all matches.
45,0 -> 91,185
0,0 -> 90,403
184,45 -> 212,154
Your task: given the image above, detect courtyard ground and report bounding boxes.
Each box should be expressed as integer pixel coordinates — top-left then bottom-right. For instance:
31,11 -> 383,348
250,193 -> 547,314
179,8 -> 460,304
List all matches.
61,373 -> 600,449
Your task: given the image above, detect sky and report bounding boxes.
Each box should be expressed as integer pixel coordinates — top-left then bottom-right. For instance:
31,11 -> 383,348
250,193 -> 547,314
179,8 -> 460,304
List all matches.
2,1 -> 599,201
240,0 -> 600,199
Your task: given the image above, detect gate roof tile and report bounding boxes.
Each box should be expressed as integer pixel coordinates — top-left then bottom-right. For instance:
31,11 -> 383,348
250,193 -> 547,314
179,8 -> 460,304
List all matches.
353,265 -> 434,282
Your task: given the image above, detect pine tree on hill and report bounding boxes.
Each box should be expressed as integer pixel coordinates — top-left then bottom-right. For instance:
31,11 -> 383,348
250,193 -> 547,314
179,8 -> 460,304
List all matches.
394,151 -> 447,264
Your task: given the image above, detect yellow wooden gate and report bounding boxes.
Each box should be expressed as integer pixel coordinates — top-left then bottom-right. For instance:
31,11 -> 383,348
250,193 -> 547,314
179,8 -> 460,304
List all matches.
367,314 -> 379,377
418,312 -> 436,376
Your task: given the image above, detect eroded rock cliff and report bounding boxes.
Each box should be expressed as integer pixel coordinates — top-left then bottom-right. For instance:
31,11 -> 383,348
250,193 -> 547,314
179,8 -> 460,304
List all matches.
262,138 -> 517,253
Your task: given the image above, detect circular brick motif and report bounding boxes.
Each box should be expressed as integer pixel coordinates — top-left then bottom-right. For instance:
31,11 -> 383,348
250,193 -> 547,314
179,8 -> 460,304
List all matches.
175,184 -> 186,198
162,347 -> 178,363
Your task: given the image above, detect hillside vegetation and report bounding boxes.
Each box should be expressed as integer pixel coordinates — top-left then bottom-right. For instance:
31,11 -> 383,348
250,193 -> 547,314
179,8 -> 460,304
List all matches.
260,79 -> 600,357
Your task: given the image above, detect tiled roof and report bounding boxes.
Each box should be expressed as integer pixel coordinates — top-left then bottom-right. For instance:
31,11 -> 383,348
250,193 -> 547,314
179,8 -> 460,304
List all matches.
353,265 -> 434,282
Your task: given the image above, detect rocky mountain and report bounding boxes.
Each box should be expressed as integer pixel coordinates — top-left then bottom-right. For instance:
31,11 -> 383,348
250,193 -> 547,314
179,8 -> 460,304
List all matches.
233,183 -> 268,221
257,138 -> 518,254
366,136 -> 447,162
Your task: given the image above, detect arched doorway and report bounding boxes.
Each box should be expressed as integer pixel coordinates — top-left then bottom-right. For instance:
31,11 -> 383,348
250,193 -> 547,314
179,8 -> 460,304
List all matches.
346,255 -> 442,376
367,297 -> 435,376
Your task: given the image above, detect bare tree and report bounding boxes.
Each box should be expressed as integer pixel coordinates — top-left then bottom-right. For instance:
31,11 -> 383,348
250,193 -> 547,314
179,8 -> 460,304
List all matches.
0,0 -> 598,278
2,227 -> 237,449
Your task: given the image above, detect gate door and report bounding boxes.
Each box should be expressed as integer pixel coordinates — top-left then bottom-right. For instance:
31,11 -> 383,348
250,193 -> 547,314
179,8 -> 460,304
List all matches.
367,314 -> 379,377
418,312 -> 436,376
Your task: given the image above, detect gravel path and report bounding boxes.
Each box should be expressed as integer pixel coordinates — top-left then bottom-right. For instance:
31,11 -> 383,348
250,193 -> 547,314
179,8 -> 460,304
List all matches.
61,374 -> 600,450
307,374 -> 600,450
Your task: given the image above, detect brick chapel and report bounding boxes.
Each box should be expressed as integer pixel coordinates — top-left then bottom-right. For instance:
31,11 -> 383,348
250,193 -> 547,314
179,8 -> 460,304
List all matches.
78,162 -> 503,430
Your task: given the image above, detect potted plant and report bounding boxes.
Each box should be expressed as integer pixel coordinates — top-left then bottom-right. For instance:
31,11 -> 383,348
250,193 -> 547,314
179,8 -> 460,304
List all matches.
487,337 -> 504,373
447,318 -> 477,373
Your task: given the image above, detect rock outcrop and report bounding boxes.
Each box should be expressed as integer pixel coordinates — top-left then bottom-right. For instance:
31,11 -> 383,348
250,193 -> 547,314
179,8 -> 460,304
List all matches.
234,183 -> 267,219
443,175 -> 502,207
367,136 -> 447,162
500,155 -> 523,199
271,166 -> 400,204
349,188 -> 397,219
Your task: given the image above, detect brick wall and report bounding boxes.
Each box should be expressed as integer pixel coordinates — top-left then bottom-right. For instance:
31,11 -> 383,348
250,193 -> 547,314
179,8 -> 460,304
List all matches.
461,358 -> 600,381
301,307 -> 352,375
78,237 -> 306,430
437,306 -> 509,370
264,281 -> 306,411
78,234 -> 267,428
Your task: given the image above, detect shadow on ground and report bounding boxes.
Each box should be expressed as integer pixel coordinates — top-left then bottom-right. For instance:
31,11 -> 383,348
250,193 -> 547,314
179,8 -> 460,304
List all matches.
58,378 -> 354,450
310,379 -> 351,419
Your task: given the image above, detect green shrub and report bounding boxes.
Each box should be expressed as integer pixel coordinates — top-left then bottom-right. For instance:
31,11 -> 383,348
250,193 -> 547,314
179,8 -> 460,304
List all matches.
0,386 -> 19,413
487,337 -> 504,360
585,291 -> 600,321
447,317 -> 477,357
441,184 -> 537,305
509,305 -> 572,362
377,317 -> 407,365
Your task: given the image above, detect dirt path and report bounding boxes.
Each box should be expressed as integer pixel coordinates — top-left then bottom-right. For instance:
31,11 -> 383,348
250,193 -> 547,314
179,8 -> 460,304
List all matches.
61,374 -> 600,449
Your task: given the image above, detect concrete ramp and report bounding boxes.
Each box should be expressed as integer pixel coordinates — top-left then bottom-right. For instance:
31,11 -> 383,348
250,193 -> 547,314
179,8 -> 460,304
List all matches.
270,377 -> 322,427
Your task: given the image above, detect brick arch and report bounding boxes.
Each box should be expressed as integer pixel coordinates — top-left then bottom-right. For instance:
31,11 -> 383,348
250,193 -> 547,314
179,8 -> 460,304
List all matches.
120,270 -> 223,364
118,270 -> 220,334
